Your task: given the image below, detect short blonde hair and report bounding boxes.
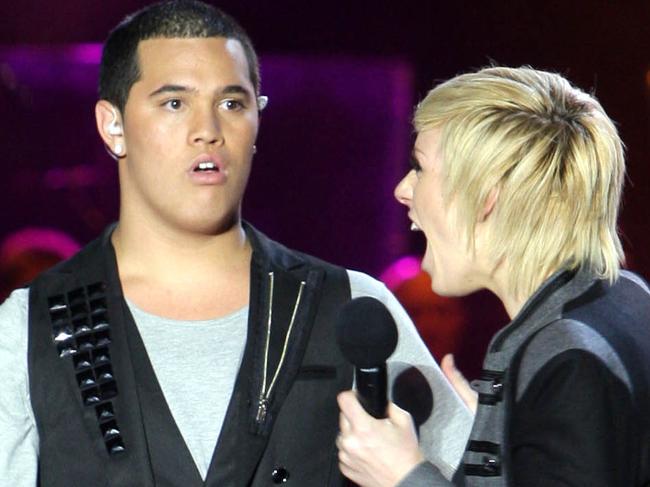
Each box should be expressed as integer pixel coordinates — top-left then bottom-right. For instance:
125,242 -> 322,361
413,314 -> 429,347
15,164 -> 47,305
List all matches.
414,66 -> 625,297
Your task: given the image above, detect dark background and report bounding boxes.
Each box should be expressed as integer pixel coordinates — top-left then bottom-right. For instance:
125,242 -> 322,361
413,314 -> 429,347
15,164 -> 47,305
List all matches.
1,0 -> 648,377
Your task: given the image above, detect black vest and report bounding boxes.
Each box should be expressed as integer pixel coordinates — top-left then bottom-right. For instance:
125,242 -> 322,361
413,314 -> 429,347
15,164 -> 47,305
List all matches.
28,223 -> 354,486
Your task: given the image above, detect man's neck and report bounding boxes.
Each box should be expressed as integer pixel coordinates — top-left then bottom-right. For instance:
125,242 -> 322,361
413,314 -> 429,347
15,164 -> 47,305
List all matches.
114,217 -> 250,276
110,216 -> 253,320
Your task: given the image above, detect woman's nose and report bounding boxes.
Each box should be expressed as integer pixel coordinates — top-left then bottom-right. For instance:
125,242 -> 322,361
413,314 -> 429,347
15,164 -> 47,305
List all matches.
394,170 -> 415,207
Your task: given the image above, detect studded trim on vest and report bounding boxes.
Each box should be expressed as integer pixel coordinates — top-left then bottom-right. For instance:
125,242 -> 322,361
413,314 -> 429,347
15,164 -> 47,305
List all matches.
48,282 -> 125,455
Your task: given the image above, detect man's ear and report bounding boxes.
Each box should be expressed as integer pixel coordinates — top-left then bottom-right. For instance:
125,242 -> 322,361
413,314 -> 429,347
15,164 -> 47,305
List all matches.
95,100 -> 126,158
479,185 -> 500,222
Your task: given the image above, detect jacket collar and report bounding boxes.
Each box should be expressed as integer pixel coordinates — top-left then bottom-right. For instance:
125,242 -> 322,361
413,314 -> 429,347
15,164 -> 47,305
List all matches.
490,266 -> 598,352
243,221 -> 307,272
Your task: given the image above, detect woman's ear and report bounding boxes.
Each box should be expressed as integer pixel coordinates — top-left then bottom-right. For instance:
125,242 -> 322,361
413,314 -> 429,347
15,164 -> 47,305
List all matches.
95,100 -> 126,158
479,185 -> 500,222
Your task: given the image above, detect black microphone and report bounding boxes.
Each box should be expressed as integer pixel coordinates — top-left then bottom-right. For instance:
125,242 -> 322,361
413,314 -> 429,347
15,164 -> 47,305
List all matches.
336,297 -> 398,419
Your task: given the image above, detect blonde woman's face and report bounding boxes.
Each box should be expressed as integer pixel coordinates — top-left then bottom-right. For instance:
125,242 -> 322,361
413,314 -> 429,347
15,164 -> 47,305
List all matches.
394,129 -> 482,297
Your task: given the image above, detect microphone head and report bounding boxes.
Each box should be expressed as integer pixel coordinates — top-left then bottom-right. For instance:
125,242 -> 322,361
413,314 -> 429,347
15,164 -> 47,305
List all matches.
336,297 -> 398,368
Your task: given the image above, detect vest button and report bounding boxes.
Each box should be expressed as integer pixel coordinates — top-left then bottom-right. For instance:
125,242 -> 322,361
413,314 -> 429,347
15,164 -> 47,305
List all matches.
271,467 -> 290,483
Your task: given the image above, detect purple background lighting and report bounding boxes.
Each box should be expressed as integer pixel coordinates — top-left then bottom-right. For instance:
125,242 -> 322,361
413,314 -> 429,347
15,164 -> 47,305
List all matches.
0,45 -> 413,276
1,1 -> 649,375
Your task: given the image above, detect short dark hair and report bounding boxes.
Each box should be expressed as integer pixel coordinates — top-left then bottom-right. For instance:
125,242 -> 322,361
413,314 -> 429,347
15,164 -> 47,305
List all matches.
99,0 -> 260,113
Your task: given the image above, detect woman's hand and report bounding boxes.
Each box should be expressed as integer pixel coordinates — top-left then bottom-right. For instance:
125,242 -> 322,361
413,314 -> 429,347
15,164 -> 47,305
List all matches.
441,354 -> 477,414
336,391 -> 425,487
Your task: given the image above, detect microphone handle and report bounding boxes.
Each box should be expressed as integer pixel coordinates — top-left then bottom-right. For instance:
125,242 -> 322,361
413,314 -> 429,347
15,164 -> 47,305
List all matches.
355,364 -> 388,419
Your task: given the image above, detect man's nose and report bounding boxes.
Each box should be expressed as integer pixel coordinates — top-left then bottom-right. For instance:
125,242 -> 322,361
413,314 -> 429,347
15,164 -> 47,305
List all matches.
190,108 -> 223,146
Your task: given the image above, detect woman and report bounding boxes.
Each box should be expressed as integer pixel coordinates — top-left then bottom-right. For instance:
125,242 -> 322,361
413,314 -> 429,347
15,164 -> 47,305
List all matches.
337,66 -> 650,486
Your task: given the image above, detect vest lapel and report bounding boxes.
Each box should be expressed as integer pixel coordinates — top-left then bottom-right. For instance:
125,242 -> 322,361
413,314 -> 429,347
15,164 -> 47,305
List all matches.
30,228 -> 158,486
118,299 -> 205,486
203,225 -> 325,486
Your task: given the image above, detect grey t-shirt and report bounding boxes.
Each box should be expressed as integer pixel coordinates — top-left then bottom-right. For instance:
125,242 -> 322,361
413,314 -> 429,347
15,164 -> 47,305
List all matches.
0,270 -> 473,485
126,301 -> 249,480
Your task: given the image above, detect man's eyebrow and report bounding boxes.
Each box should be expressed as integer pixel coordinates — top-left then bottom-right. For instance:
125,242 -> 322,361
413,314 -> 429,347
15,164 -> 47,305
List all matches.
148,84 -> 252,98
148,84 -> 196,97
221,85 -> 252,97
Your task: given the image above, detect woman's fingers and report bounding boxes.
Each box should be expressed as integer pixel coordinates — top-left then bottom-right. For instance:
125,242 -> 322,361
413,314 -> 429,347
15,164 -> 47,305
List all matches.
441,354 -> 478,413
336,391 -> 425,487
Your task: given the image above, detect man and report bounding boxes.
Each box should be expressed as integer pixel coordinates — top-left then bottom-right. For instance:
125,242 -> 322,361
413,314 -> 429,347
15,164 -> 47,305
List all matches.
0,2 -> 471,485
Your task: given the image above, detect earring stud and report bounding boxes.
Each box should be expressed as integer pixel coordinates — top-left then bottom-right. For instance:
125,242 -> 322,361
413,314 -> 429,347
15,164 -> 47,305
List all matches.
257,95 -> 268,111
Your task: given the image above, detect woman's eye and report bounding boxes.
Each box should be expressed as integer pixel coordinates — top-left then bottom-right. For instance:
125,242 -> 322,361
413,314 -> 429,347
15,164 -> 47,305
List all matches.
409,156 -> 422,173
220,99 -> 245,111
163,99 -> 183,110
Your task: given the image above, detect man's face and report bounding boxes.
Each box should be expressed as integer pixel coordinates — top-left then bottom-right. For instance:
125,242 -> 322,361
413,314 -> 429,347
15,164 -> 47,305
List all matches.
118,36 -> 259,234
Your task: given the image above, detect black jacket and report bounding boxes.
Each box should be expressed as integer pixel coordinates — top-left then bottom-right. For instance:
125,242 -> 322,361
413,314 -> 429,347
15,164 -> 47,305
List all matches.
399,268 -> 650,486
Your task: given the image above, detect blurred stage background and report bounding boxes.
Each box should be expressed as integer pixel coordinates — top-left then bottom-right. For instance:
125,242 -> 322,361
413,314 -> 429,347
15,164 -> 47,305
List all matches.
1,1 -> 648,379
